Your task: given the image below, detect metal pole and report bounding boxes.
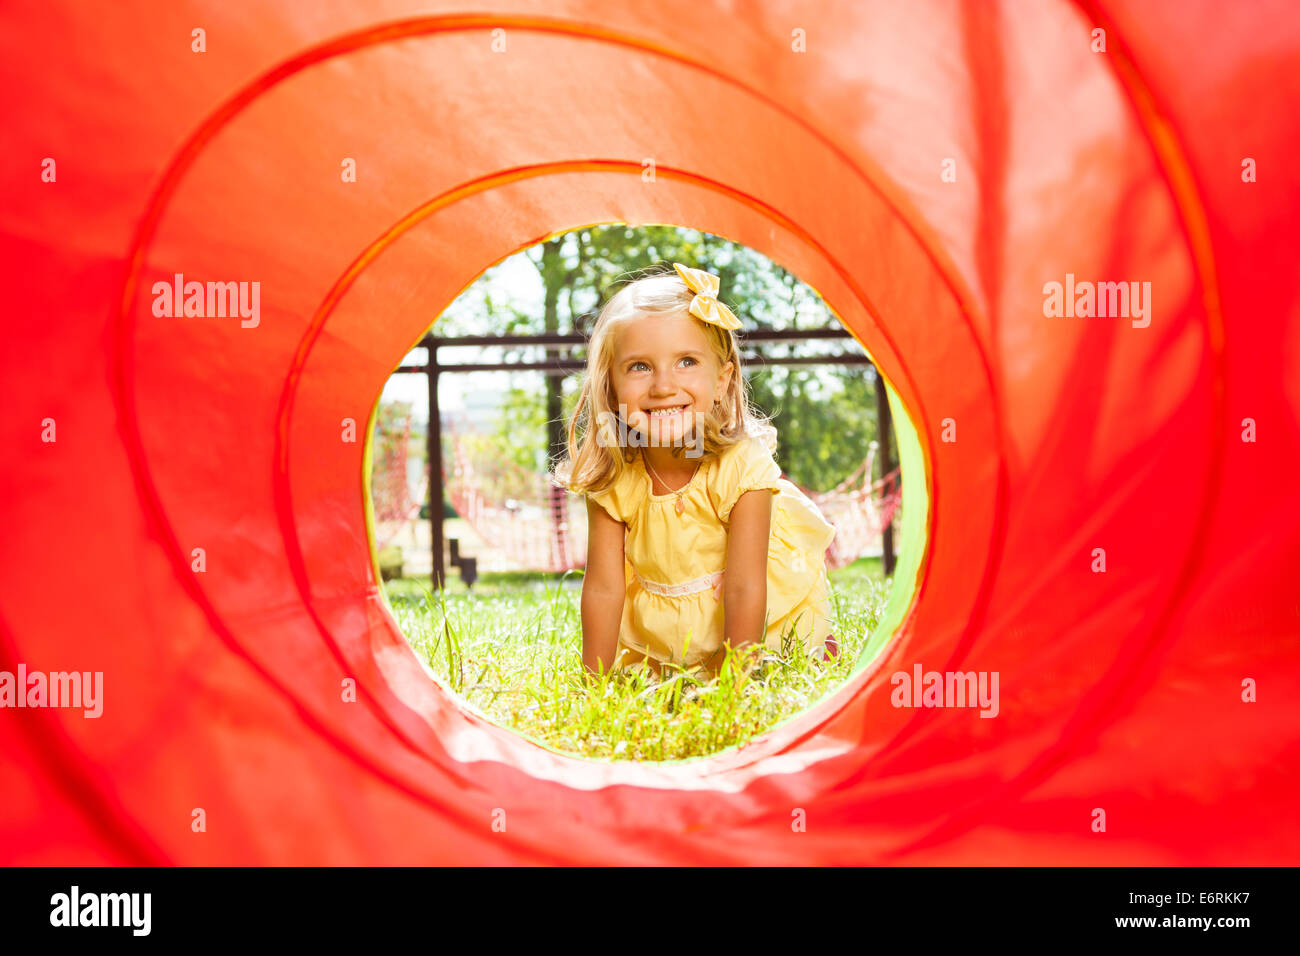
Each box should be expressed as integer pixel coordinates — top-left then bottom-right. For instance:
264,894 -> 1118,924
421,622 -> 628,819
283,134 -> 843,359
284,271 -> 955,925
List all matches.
427,344 -> 444,589
874,366 -> 897,576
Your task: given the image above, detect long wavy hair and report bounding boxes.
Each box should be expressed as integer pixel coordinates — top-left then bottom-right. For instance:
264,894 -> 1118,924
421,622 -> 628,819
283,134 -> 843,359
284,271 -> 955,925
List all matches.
551,263 -> 776,495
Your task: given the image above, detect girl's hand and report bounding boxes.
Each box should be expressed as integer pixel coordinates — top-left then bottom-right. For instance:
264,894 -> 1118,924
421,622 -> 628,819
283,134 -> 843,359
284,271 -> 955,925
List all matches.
700,642 -> 768,683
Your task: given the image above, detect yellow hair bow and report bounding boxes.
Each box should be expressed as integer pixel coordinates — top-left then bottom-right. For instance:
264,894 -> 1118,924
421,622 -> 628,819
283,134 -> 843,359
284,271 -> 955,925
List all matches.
672,262 -> 743,330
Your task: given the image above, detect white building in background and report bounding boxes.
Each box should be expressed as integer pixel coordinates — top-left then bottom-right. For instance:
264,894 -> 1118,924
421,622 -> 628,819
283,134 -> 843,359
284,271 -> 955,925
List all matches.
391,374 -> 511,498
457,386 -> 504,434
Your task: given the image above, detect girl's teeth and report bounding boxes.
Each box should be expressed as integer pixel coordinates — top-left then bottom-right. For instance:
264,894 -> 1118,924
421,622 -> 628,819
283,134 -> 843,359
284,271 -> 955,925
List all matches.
650,406 -> 686,417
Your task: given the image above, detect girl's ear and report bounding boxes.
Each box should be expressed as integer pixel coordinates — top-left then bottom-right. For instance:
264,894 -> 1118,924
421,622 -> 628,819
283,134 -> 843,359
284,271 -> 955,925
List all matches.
716,359 -> 735,399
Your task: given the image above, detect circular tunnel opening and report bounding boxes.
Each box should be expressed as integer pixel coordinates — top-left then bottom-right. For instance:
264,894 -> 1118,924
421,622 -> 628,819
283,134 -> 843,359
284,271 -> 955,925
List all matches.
364,225 -> 928,763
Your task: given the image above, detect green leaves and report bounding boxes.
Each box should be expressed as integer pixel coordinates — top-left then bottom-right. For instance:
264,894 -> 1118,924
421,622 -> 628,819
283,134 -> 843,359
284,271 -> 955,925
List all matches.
747,365 -> 879,492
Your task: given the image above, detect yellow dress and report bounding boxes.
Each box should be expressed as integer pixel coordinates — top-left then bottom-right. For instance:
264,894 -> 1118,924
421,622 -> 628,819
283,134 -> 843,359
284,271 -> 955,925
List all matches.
585,436 -> 837,674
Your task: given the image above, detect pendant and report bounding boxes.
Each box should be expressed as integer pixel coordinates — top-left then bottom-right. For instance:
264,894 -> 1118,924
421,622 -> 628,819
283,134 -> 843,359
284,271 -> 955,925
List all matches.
674,495 -> 685,515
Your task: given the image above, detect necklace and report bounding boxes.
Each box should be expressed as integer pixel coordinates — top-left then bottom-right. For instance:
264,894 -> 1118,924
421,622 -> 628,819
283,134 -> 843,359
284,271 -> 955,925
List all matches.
642,452 -> 699,515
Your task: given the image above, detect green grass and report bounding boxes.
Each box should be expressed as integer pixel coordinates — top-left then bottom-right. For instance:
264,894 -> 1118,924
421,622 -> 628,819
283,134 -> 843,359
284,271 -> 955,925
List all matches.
384,555 -> 891,762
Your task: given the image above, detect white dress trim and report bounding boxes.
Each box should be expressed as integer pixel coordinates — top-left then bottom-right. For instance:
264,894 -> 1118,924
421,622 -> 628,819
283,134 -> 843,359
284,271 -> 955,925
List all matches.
634,568 -> 725,599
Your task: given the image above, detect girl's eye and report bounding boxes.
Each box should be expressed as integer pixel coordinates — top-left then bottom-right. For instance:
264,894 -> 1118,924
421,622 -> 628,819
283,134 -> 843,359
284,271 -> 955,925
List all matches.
626,357 -> 696,371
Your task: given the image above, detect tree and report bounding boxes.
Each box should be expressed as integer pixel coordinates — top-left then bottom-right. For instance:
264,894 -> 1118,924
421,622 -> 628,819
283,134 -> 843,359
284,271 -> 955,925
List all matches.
747,365 -> 880,492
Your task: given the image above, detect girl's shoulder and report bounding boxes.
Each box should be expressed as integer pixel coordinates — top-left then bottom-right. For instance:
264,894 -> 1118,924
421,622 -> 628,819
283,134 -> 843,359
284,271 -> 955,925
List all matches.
711,434 -> 777,473
585,457 -> 649,524
704,436 -> 783,521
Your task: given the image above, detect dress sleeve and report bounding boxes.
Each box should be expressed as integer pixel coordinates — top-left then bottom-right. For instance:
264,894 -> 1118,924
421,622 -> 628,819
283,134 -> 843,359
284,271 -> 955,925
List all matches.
583,465 -> 638,525
710,438 -> 783,523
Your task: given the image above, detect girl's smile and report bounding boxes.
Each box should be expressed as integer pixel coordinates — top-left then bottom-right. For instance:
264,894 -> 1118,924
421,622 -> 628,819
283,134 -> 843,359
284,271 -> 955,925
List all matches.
645,403 -> 690,418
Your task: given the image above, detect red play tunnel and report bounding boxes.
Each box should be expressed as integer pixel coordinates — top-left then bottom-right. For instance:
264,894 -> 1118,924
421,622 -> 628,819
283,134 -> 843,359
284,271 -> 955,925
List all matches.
2,0 -> 1298,864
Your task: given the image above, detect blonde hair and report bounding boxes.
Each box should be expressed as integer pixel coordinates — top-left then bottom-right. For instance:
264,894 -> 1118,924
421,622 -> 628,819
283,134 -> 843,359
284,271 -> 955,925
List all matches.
551,264 -> 776,495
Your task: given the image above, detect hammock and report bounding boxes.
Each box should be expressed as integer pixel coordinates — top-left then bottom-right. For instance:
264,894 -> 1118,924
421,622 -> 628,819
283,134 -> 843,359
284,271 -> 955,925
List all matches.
793,447 -> 902,571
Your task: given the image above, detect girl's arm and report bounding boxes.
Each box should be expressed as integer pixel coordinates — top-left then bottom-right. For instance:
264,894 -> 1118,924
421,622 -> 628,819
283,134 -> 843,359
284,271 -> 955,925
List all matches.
581,496 -> 626,678
712,489 -> 773,671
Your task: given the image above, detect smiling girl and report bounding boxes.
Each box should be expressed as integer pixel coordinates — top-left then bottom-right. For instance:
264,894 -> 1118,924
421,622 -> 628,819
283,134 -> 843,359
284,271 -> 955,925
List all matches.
552,263 -> 838,679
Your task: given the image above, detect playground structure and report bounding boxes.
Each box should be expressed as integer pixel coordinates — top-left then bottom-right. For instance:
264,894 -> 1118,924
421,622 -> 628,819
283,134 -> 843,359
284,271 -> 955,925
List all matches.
3,1 -> 1298,865
377,328 -> 902,580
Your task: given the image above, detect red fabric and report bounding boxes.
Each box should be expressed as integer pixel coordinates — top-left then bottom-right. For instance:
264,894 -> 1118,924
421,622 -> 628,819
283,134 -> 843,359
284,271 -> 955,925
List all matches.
2,0 -> 1297,864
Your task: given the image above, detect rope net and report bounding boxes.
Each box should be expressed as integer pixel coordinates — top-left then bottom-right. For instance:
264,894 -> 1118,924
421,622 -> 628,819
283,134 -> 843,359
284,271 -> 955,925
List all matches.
369,405 -> 427,551
444,422 -> 581,572
796,448 -> 902,571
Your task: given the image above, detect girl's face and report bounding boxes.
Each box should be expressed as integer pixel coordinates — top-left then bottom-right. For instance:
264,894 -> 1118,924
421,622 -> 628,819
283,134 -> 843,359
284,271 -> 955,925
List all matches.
609,312 -> 733,449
